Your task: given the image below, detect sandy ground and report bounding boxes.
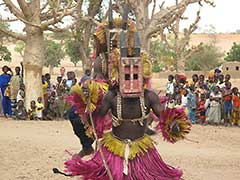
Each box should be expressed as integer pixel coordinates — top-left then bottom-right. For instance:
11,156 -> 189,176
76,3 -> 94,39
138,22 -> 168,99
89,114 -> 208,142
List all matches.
0,119 -> 240,180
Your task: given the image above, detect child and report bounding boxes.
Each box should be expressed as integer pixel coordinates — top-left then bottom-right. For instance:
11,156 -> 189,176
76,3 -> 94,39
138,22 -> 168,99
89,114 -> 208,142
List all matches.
16,83 -> 25,102
28,100 -> 37,120
197,94 -> 206,124
181,88 -> 188,108
232,87 -> 240,126
222,81 -> 232,126
14,100 -> 27,120
187,85 -> 197,124
166,94 -> 175,109
36,97 -> 44,120
207,86 -> 222,125
204,93 -> 211,122
166,75 -> 174,95
175,96 -> 183,109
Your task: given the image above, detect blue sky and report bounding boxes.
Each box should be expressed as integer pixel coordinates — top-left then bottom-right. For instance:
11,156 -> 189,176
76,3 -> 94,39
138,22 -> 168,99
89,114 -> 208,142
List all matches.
2,0 -> 240,33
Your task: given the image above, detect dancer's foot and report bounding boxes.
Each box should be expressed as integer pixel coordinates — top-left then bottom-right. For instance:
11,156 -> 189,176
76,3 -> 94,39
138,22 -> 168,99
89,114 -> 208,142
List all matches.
78,147 -> 94,158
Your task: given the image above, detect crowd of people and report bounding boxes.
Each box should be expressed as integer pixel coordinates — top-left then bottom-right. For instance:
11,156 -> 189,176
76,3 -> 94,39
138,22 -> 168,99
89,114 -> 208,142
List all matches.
1,64 -> 240,128
165,69 -> 240,127
0,65 -> 91,121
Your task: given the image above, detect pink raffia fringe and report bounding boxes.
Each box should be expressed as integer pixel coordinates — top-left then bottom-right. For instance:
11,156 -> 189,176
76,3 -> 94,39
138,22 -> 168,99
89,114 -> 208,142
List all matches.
65,145 -> 183,180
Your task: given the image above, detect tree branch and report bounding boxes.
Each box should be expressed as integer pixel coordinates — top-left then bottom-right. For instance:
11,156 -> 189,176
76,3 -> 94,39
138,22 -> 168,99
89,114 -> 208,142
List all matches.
16,0 -> 30,17
41,7 -> 77,30
2,0 -> 25,19
81,16 -> 100,26
0,27 -> 26,41
0,17 -> 18,22
146,0 -> 214,37
151,0 -> 156,20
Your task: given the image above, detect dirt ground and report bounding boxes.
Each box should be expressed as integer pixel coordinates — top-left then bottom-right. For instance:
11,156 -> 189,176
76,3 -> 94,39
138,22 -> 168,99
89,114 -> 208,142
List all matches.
0,119 -> 240,180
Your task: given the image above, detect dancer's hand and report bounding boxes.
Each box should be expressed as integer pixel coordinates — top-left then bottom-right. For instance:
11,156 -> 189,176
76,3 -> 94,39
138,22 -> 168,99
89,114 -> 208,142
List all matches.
170,121 -> 180,134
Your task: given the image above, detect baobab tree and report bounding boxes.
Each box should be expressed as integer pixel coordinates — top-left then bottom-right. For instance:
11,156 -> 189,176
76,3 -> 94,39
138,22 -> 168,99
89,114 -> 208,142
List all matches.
159,0 -> 209,72
0,0 -> 79,108
114,0 -> 214,71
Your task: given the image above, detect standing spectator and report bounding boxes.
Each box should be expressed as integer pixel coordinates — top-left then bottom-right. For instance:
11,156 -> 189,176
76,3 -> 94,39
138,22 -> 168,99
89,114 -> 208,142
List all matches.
166,75 -> 174,96
198,74 -> 205,83
224,74 -> 231,84
16,83 -> 25,103
190,74 -> 199,89
60,67 -> 67,80
10,66 -> 23,108
187,85 -> 197,124
45,73 -> 53,95
0,66 -> 13,117
207,75 -> 215,93
42,75 -> 48,109
214,68 -> 221,84
196,81 -> 207,95
175,96 -> 182,108
207,86 -> 222,125
197,94 -> 206,124
222,81 -> 232,126
204,93 -> 211,121
217,74 -> 225,89
181,88 -> 188,108
36,97 -> 44,120
166,94 -> 175,109
232,87 -> 240,126
66,72 -> 73,90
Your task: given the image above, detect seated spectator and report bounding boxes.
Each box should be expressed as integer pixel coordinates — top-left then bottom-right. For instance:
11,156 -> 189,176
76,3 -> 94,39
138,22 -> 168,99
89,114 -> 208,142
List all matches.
28,100 -> 37,120
14,100 -> 27,120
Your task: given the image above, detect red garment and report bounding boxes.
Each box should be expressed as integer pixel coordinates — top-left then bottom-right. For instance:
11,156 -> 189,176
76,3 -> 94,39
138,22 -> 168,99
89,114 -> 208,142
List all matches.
197,100 -> 206,121
232,95 -> 240,108
223,88 -> 232,101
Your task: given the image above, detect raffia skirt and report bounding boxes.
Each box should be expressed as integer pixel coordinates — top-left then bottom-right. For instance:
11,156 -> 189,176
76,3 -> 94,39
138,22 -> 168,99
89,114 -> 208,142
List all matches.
64,132 -> 183,180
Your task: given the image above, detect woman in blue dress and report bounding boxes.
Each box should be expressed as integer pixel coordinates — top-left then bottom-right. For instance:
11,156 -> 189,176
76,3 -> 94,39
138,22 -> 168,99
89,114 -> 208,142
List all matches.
0,66 -> 13,117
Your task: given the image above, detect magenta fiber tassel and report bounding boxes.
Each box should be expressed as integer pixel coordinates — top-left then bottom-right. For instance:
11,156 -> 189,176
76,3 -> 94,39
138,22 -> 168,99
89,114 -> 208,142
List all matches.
65,146 -> 182,180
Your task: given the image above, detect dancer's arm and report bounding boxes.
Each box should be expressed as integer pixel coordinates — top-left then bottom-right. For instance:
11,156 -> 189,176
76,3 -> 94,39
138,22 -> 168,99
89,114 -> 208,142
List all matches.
99,91 -> 114,116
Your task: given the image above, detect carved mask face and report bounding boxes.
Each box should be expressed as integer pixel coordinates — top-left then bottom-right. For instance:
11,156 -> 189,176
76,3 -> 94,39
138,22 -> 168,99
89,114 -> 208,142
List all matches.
119,57 -> 143,98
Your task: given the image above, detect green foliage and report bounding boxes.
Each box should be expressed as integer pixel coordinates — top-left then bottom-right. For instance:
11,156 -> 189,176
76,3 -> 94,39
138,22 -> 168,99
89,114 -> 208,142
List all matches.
185,44 -> 223,71
14,41 -> 25,57
0,22 -> 10,41
44,40 -> 65,67
65,39 -> 81,66
150,40 -> 176,70
224,42 -> 240,62
0,45 -> 11,62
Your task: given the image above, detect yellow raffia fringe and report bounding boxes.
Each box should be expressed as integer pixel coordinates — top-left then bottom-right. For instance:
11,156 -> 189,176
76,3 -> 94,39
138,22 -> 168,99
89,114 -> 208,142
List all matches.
101,132 -> 154,160
70,81 -> 109,113
141,51 -> 152,78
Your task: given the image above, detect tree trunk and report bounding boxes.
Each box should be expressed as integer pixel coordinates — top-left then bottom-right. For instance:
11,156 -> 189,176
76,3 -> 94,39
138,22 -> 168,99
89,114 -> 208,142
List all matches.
49,65 -> 54,75
176,56 -> 185,73
23,26 -> 44,109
